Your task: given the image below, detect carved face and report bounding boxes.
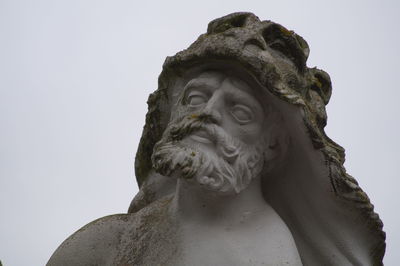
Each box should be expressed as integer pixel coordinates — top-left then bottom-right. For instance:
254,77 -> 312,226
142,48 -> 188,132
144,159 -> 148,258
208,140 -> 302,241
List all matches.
152,71 -> 267,195
180,71 -> 265,146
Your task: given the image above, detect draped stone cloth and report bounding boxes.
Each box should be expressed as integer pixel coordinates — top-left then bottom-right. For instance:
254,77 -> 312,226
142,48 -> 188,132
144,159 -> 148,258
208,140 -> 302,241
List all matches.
130,12 -> 385,265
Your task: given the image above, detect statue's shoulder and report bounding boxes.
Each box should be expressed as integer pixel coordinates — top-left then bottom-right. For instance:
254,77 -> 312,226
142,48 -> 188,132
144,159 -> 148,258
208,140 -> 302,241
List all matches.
47,195 -> 173,266
46,213 -> 134,266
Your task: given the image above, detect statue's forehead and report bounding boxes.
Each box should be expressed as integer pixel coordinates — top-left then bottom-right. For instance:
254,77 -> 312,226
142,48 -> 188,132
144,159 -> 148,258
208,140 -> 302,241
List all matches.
183,70 -> 259,97
184,71 -> 225,90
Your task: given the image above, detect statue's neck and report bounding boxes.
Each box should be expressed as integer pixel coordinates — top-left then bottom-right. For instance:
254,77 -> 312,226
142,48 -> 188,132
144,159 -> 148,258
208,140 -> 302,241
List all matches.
168,175 -> 303,266
171,176 -> 272,225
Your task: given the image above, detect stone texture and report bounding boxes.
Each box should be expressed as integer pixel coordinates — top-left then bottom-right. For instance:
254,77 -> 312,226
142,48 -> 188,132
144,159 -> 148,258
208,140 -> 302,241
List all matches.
133,13 -> 385,265
48,12 -> 385,266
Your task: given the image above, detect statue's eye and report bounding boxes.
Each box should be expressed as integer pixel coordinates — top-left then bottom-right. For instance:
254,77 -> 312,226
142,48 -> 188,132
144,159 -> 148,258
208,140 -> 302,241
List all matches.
187,91 -> 207,107
231,104 -> 253,124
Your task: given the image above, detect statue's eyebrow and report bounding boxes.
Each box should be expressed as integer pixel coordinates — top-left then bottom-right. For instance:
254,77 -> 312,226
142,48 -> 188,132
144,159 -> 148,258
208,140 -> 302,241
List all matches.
183,78 -> 220,93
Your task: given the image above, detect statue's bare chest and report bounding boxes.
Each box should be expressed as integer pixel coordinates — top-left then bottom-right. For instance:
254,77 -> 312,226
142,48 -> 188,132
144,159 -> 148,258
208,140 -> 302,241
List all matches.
113,198 -> 302,266
173,222 -> 303,266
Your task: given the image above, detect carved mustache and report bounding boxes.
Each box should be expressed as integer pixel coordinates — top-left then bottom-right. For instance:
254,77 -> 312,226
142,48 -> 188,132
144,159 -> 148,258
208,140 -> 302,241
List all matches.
166,114 -> 240,163
168,114 -> 217,142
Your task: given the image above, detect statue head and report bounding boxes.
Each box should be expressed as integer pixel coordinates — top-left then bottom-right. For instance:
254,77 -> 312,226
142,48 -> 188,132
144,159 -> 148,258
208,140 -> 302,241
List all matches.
151,70 -> 288,195
131,12 -> 385,265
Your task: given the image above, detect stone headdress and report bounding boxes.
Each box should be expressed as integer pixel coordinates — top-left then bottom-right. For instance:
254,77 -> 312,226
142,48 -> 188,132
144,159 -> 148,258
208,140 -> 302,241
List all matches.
130,12 -> 385,265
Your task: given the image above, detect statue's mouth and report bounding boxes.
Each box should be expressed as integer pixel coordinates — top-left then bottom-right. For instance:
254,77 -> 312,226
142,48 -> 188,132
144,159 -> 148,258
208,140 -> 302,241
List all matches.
189,129 -> 213,144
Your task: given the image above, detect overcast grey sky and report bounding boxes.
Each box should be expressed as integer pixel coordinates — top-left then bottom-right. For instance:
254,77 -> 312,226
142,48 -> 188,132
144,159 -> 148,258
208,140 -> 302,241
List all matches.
0,0 -> 399,265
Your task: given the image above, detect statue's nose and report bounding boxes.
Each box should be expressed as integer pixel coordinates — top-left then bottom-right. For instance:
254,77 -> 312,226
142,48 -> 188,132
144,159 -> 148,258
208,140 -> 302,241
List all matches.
199,93 -> 223,124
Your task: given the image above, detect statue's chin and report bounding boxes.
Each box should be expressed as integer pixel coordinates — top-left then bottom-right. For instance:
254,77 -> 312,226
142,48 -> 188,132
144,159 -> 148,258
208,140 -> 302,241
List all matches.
153,132 -> 264,196
180,173 -> 239,196
159,147 -> 238,195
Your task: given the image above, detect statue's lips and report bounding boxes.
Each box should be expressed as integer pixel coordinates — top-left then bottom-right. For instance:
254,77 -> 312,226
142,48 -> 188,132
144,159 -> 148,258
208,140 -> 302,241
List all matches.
189,129 -> 213,144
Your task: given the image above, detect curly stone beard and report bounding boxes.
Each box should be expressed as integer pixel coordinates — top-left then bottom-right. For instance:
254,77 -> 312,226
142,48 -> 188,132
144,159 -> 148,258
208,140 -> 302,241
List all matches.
151,114 -> 265,195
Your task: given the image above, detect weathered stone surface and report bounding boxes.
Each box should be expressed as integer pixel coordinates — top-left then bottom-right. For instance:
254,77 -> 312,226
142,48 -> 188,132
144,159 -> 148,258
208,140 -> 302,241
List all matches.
48,12 -> 385,266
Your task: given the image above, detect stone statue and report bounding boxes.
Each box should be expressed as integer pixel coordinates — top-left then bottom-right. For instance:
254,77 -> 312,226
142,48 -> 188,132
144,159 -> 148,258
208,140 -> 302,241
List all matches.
48,12 -> 385,265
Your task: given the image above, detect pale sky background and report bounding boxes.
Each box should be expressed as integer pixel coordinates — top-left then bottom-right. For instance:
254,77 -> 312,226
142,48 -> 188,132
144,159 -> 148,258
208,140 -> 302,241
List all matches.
0,0 -> 399,265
